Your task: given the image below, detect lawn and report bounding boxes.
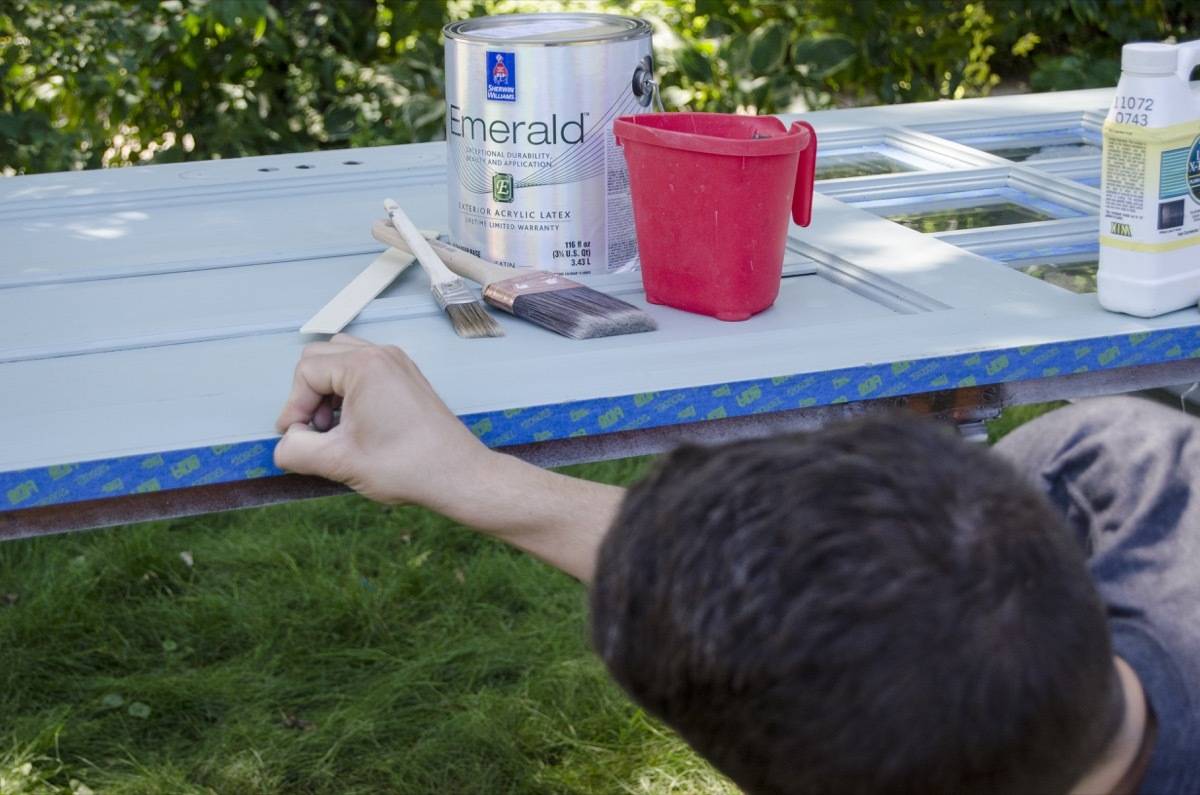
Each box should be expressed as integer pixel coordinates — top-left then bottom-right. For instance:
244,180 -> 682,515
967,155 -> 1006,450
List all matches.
0,407 -> 1059,794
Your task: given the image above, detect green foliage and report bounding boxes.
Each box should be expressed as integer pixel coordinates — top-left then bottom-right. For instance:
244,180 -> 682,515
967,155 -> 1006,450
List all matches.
0,0 -> 1196,174
654,0 -> 1194,113
993,1 -> 1197,92
1,0 -> 448,173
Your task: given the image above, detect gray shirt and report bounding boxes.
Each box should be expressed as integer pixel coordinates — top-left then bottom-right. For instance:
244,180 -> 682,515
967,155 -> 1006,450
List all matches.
997,397 -> 1200,794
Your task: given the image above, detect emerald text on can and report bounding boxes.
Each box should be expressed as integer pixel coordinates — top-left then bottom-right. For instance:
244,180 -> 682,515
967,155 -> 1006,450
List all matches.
448,105 -> 588,145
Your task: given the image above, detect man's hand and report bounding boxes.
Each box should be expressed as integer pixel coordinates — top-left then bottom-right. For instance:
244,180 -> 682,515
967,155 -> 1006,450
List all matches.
274,334 -> 490,513
273,334 -> 623,581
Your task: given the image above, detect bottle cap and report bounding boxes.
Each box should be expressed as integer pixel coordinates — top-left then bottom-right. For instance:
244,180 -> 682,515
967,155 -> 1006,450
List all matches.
1122,42 -> 1177,75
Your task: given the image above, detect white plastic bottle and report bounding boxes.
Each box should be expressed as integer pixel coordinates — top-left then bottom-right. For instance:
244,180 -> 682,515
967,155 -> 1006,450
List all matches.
1097,40 -> 1200,317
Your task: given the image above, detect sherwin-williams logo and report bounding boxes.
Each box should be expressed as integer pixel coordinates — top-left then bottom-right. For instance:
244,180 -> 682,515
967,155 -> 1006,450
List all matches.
487,51 -> 515,102
1188,135 -> 1200,203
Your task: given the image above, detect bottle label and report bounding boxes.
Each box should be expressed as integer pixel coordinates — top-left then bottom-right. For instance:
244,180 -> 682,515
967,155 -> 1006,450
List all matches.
1100,119 -> 1200,253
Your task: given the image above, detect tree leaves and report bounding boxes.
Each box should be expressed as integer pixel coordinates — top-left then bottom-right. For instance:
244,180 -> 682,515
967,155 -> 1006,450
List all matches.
748,21 -> 788,73
0,0 -> 443,174
1,0 -> 1189,175
675,45 -> 713,84
792,36 -> 857,79
1030,53 -> 1121,91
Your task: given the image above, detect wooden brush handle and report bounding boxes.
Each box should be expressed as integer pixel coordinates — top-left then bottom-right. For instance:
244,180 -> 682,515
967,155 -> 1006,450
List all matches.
384,201 -> 459,285
369,220 -> 524,287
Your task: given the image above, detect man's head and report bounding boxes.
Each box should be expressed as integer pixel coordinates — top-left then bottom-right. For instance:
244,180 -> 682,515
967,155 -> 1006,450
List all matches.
591,414 -> 1120,795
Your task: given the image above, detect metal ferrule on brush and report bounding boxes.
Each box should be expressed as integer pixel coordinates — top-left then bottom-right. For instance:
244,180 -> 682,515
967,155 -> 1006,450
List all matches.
431,277 -> 478,310
483,271 -> 570,312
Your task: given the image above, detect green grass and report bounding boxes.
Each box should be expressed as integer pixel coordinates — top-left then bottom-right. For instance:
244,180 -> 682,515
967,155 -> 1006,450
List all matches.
0,457 -> 738,795
986,401 -> 1067,443
0,405 -> 1063,794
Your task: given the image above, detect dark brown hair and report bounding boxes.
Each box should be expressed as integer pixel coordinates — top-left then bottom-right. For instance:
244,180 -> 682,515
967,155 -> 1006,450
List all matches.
591,414 -> 1119,795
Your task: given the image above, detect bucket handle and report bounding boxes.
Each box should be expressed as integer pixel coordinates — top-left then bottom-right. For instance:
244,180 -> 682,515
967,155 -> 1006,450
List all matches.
790,120 -> 817,227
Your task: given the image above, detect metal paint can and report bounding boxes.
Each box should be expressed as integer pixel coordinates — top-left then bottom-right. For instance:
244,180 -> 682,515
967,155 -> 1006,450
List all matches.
443,13 -> 654,275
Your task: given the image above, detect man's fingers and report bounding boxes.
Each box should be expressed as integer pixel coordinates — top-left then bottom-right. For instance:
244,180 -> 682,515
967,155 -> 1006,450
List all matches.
300,340 -> 359,359
275,354 -> 350,433
312,396 -> 337,432
330,333 -> 371,347
276,339 -> 408,434
274,422 -> 339,478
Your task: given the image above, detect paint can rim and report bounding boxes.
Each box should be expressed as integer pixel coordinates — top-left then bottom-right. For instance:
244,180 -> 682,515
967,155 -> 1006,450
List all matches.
444,13 -> 651,47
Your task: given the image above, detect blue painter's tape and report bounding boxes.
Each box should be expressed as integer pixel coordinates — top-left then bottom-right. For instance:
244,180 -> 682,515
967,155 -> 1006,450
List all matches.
5,326 -> 1200,513
2,442 -> 283,512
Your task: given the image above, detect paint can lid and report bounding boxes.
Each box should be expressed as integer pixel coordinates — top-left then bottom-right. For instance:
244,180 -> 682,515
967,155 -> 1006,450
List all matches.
444,13 -> 651,46
1122,42 -> 1177,75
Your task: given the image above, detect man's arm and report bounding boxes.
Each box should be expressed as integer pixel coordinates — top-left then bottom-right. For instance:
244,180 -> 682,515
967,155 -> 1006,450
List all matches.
273,334 -> 622,582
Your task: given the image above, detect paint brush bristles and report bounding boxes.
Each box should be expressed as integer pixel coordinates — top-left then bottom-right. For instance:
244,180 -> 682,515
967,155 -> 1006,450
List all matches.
369,220 -> 656,340
430,277 -> 504,340
482,271 -> 658,340
383,199 -> 503,339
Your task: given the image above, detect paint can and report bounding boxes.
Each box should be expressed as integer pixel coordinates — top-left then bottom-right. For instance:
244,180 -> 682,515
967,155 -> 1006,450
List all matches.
443,13 -> 655,275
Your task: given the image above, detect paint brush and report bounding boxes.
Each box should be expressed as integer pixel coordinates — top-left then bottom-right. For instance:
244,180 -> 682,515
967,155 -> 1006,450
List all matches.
382,199 -> 503,339
371,220 -> 657,340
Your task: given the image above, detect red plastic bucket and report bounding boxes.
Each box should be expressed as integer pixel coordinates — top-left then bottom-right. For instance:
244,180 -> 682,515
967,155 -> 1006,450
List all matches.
614,113 -> 817,321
